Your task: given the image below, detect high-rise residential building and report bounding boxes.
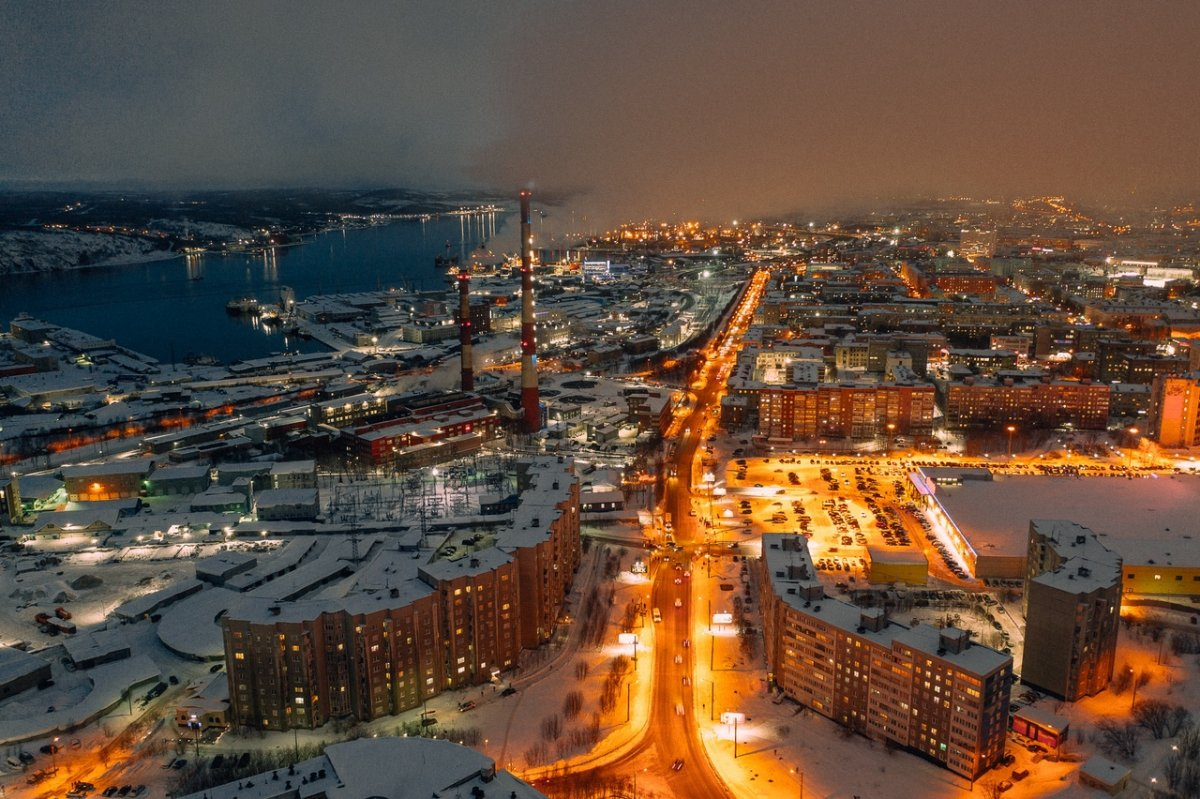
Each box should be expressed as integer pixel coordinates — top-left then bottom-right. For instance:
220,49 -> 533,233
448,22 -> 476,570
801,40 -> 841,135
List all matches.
759,534 -> 1012,780
1021,521 -> 1122,701
223,457 -> 579,731
1149,372 -> 1200,448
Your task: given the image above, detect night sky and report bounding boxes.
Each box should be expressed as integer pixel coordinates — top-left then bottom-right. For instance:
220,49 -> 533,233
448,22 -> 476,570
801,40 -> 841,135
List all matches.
3,2 -> 1199,222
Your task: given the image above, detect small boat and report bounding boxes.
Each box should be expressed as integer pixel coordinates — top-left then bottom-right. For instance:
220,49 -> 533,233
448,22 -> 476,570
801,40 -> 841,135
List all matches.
226,297 -> 260,315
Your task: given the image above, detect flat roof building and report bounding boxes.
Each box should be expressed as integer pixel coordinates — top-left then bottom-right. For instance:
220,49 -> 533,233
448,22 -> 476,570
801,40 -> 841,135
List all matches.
223,457 -> 580,731
1021,521 -> 1122,701
176,737 -> 547,799
759,533 -> 1012,780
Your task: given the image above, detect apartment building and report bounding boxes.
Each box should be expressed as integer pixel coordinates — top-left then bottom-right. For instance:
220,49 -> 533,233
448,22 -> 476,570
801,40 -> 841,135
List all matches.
758,381 -> 935,442
942,376 -> 1109,430
759,534 -> 1012,780
1149,372 -> 1200,448
223,457 -> 579,731
1021,521 -> 1122,701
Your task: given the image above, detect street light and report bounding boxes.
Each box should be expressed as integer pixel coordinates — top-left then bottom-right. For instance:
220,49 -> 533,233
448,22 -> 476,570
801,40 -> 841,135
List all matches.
885,422 -> 896,456
188,714 -> 201,757
1006,425 -> 1016,457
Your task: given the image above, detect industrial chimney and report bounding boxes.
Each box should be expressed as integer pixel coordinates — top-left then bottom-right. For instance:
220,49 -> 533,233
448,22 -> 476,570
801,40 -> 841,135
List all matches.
458,268 -> 474,391
519,190 -> 541,433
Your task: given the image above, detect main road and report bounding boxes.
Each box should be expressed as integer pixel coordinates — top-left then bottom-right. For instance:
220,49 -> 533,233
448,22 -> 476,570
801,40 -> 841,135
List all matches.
542,268 -> 768,798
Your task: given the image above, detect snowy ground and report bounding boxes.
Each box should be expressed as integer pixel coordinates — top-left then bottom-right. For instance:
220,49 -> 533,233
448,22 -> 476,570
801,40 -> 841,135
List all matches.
0,229 -> 178,275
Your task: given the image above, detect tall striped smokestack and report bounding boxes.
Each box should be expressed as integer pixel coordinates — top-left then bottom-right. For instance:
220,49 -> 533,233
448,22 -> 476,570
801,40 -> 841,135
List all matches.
519,190 -> 541,433
458,268 -> 474,391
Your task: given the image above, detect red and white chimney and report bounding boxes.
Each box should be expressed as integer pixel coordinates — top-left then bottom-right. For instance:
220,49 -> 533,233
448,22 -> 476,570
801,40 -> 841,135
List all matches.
519,190 -> 541,433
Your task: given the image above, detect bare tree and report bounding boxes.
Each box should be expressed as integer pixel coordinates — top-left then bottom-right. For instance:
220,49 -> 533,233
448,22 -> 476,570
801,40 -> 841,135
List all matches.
540,713 -> 563,742
1097,719 -> 1142,761
563,690 -> 584,720
1112,663 -> 1133,695
978,778 -> 1006,799
1169,706 -> 1195,738
1135,699 -> 1173,739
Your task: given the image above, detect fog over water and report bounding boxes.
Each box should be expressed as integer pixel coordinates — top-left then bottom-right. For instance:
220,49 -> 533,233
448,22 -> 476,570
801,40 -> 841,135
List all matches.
3,2 -> 1199,224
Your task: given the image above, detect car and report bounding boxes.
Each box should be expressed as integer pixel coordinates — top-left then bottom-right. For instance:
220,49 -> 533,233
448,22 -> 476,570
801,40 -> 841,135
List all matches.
39,744 -> 58,754
209,663 -> 224,673
132,787 -> 146,797
500,686 -> 517,697
458,700 -> 477,712
675,704 -> 685,716
1026,743 -> 1046,754
674,598 -> 682,608
104,788 -> 119,796
75,782 -> 96,793
997,780 -> 1013,792
168,675 -> 179,685
682,638 -> 690,648
681,676 -> 690,686
674,655 -> 683,665
674,577 -> 682,585
118,786 -> 132,796
671,758 -> 685,771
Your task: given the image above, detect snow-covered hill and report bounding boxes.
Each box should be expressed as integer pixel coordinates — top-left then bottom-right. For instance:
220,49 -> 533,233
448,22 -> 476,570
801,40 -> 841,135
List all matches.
0,229 -> 176,275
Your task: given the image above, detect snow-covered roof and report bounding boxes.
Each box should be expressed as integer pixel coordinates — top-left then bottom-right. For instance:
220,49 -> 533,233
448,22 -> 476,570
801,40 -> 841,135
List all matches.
1079,754 -> 1131,788
62,629 -> 131,666
933,473 -> 1200,561
0,645 -> 48,685
255,488 -> 319,507
177,737 -> 547,799
60,458 -> 154,479
762,533 -> 1010,677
